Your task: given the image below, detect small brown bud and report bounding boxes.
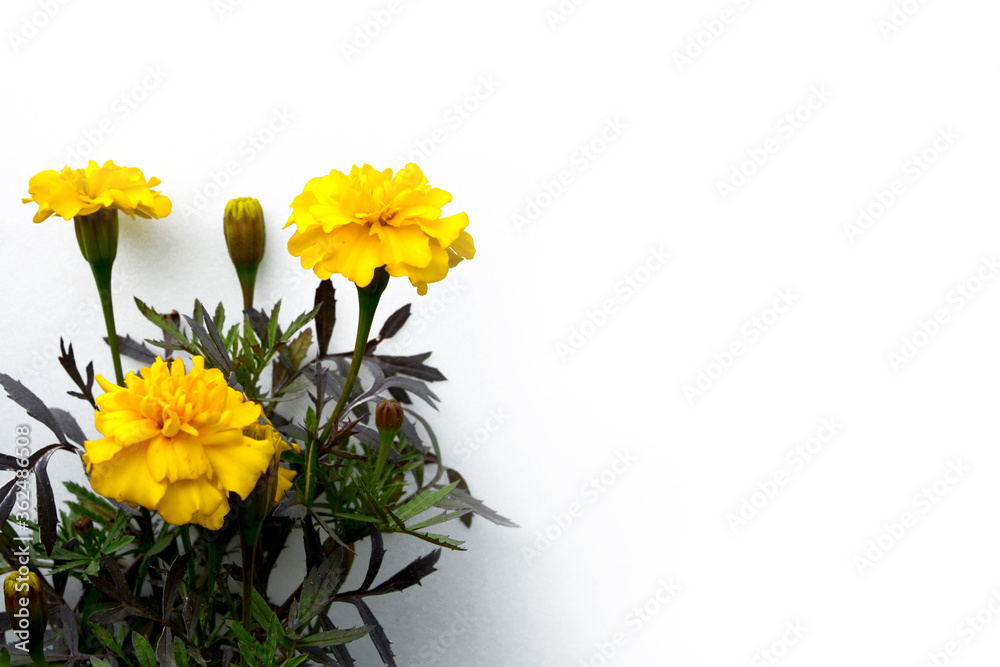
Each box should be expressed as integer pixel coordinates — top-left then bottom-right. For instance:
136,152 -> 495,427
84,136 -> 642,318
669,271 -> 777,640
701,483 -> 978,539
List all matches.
73,516 -> 93,534
375,400 -> 404,439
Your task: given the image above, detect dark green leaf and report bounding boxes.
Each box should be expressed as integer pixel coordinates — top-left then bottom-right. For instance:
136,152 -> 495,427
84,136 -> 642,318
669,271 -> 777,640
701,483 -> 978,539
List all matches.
314,280 -> 336,357
281,304 -> 322,343
0,373 -> 67,444
132,633 -> 158,667
50,408 -> 87,447
135,298 -> 189,345
377,304 -> 411,341
108,334 -> 157,364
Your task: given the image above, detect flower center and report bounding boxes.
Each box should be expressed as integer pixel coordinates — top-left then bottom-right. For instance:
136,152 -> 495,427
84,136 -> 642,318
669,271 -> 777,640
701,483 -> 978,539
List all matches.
161,407 -> 181,437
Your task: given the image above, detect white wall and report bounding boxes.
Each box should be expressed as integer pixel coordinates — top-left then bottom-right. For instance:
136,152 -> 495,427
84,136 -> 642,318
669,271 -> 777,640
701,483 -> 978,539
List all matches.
2,1 -> 1000,665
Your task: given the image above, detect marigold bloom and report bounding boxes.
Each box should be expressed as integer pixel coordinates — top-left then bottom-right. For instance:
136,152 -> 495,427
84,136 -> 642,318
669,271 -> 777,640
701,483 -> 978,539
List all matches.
22,159 -> 171,223
285,163 -> 475,295
82,356 -> 274,529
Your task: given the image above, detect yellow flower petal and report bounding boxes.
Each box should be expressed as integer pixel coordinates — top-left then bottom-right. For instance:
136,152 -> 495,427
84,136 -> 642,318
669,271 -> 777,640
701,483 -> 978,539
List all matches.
89,444 -> 168,509
274,467 -> 296,505
203,436 -> 276,499
156,478 -> 229,529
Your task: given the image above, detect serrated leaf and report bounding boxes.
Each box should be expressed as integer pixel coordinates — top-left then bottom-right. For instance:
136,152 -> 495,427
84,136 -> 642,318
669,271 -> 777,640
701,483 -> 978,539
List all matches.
34,447 -> 62,554
281,304 -> 322,343
378,304 -> 411,340
366,549 -> 441,597
394,482 -> 457,523
163,551 -> 191,618
109,334 -> 157,364
268,300 -> 282,350
0,373 -> 67,444
132,633 -> 158,667
289,329 -> 313,370
346,598 -> 396,667
314,280 -> 336,357
50,408 -> 87,447
298,626 -> 371,647
88,622 -> 124,656
135,298 -> 189,345
103,535 -> 135,553
156,627 -> 176,667
438,486 -> 519,528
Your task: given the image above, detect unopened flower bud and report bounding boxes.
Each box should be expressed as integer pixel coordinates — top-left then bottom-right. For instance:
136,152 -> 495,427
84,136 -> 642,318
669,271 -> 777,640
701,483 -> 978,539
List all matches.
375,400 -> 404,439
224,197 -> 266,310
73,516 -> 93,535
4,570 -> 47,655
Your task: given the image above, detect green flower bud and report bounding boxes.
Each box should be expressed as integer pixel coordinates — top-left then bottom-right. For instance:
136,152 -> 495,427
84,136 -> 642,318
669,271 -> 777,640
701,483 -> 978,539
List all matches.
4,570 -> 47,656
224,197 -> 266,310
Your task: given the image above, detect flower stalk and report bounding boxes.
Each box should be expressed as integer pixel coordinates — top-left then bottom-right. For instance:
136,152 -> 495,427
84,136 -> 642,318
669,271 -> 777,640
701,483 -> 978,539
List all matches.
305,268 -> 389,506
74,209 -> 124,385
331,267 -> 390,425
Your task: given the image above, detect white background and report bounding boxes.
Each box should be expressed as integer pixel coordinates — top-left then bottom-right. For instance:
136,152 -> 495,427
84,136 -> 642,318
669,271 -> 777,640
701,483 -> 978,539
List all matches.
2,1 -> 1000,665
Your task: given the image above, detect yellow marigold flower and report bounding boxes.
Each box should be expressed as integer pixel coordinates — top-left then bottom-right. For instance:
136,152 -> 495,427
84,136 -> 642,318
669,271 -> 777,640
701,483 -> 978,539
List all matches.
285,163 -> 475,295
82,356 -> 274,530
22,159 -> 171,223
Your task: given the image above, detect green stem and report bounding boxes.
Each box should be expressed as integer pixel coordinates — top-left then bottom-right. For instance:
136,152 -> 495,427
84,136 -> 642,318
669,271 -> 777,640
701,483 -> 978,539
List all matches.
180,525 -> 198,587
92,263 -> 124,386
237,265 -> 259,312
307,269 -> 388,505
75,210 -> 123,386
330,269 -> 389,425
239,522 -> 262,629
374,432 -> 394,479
